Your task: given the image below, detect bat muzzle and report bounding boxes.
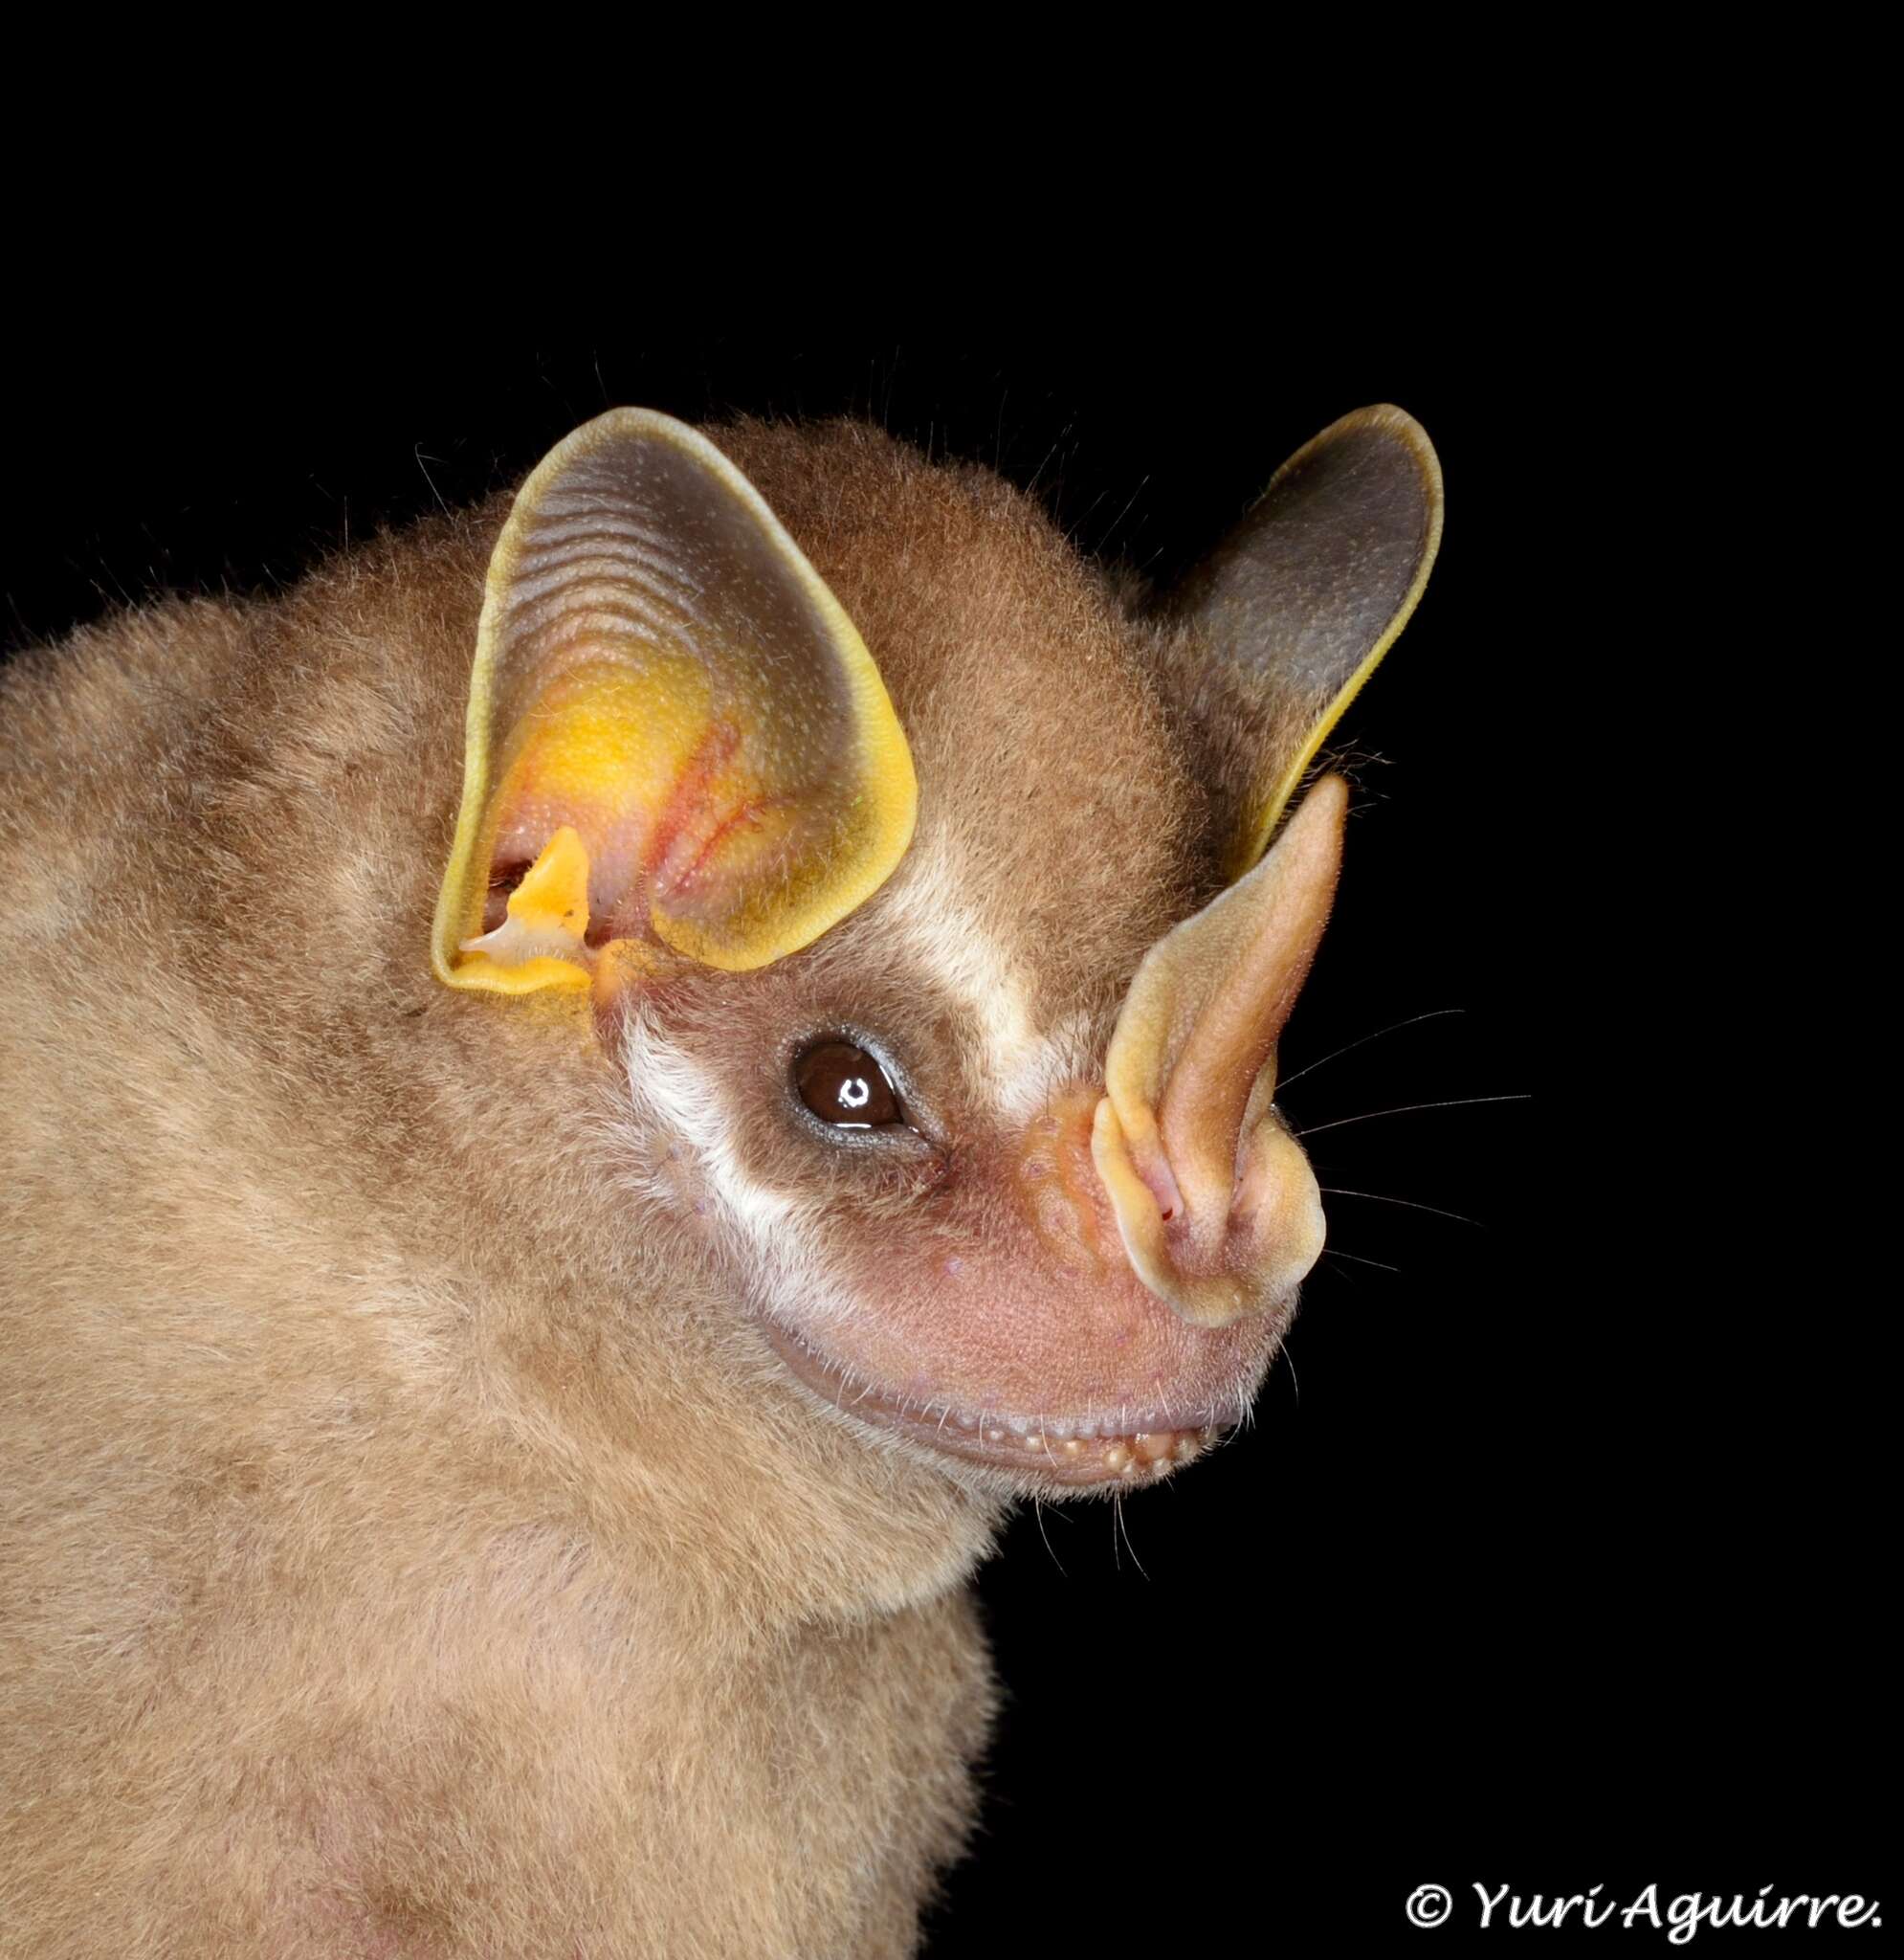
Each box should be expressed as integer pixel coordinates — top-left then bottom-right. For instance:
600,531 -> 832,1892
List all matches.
1085,775 -> 1345,1327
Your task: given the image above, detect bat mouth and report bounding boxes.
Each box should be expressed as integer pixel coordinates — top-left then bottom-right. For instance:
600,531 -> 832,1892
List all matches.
761,1318 -> 1238,1489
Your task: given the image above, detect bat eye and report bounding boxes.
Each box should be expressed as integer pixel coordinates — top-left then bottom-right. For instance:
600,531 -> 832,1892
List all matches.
794,1040 -> 903,1128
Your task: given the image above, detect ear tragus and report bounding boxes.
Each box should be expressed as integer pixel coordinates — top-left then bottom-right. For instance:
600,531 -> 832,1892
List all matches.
1176,404 -> 1443,880
432,410 -> 918,995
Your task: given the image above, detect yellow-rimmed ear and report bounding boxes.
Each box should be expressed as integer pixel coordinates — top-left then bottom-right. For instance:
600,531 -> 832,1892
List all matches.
1179,405 -> 1443,880
432,410 -> 918,995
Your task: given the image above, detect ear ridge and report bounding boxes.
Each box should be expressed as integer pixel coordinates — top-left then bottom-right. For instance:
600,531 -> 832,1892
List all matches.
432,410 -> 918,994
1177,404 -> 1443,880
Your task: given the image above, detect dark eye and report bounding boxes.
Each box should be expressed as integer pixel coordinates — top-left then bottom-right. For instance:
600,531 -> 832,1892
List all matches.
794,1040 -> 903,1128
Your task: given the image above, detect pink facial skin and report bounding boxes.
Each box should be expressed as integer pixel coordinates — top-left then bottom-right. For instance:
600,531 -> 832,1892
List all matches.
751,1083 -> 1301,1494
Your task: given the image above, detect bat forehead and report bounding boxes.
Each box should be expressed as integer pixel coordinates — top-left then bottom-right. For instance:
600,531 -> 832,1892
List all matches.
838,829 -> 1098,1123
712,419 -> 1207,1035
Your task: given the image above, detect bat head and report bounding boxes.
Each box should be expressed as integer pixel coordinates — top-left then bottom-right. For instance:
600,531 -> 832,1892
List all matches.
429,407 -> 1441,1505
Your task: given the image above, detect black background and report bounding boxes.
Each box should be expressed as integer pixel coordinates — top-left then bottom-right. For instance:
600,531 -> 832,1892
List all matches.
4,325 -> 1884,1948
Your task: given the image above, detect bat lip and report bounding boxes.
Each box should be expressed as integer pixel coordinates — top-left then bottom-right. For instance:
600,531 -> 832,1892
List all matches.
759,1316 -> 1244,1490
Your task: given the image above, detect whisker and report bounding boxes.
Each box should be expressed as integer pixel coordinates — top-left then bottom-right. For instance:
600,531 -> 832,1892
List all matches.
1275,1008 -> 1467,1094
1322,1248 -> 1405,1273
1032,1497 -> 1068,1579
1297,1093 -> 1531,1139
1112,1491 -> 1150,1581
1320,1188 -> 1484,1228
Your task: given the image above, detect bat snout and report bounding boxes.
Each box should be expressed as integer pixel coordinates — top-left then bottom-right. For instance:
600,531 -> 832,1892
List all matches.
1008,1080 -> 1325,1331
1088,1078 -> 1327,1328
1085,775 -> 1347,1327
1011,1087 -> 1122,1279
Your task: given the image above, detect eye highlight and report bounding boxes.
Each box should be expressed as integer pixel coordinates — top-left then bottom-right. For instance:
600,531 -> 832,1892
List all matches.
794,1040 -> 903,1128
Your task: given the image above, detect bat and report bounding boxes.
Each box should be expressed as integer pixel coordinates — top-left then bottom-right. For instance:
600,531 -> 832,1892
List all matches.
0,400 -> 1441,1956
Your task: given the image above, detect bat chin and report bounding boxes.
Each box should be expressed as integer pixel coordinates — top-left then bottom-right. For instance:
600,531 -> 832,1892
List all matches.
757,1311 -> 1274,1493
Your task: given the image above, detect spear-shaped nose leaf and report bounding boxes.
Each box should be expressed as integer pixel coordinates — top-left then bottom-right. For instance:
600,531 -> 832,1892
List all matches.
1092,402 -> 1443,1322
1091,776 -> 1345,1325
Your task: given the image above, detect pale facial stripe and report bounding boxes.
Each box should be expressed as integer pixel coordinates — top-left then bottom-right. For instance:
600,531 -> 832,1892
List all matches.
619,1008 -> 859,1343
876,831 -> 1095,1123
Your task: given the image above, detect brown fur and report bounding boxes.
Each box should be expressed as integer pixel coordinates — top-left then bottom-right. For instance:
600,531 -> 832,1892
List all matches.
0,420 -> 1311,1956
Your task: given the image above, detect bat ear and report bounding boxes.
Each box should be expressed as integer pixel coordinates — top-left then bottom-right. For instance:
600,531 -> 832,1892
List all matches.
1172,404 -> 1443,880
432,410 -> 918,996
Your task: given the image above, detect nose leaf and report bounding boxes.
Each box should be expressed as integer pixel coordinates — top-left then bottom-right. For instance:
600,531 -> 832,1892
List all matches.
1091,776 -> 1345,1325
